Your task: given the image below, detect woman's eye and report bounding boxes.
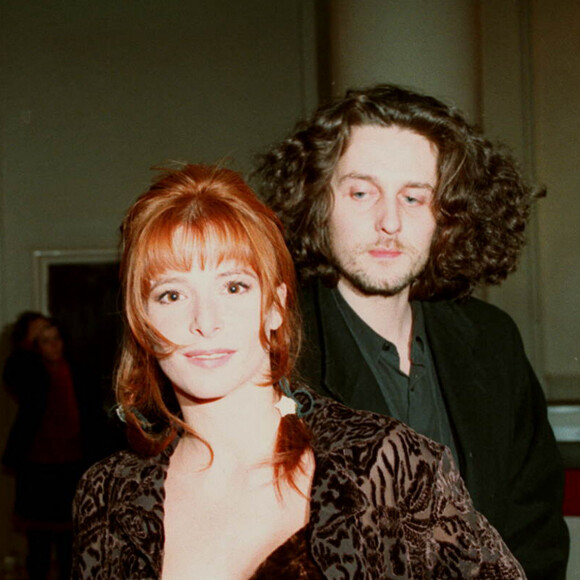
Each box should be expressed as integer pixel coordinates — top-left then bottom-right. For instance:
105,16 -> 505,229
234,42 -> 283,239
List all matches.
159,290 -> 181,303
226,281 -> 249,294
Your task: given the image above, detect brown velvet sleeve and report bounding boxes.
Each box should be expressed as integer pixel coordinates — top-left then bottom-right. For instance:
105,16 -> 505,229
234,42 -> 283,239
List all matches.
377,435 -> 528,579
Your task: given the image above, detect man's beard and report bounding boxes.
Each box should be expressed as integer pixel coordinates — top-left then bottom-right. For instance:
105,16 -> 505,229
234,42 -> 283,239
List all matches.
329,243 -> 428,298
333,261 -> 420,297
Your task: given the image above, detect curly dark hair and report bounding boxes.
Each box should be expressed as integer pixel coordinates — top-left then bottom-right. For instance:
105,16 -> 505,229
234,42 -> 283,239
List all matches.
255,84 -> 542,300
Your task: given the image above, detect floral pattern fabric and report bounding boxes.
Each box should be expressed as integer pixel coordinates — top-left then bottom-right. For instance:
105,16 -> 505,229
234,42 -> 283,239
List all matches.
72,388 -> 526,579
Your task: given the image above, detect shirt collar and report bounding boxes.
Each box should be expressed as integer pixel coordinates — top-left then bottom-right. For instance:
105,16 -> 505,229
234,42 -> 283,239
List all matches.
331,287 -> 426,362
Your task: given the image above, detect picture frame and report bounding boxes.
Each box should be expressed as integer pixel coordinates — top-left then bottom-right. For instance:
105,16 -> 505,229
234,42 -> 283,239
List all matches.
31,248 -> 123,391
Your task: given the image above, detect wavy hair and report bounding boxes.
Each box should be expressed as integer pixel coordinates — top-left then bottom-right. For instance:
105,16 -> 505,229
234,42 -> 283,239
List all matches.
116,164 -> 309,489
256,84 -> 542,300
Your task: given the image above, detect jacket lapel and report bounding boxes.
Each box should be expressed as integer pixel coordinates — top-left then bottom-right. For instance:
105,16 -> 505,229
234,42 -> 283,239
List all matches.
422,300 -> 501,512
300,282 -> 392,417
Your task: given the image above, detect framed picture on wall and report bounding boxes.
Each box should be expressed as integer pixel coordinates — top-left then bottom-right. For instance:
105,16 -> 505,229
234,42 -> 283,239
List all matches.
32,249 -> 123,395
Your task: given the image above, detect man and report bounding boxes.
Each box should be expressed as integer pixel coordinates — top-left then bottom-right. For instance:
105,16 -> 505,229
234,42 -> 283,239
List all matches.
257,84 -> 568,579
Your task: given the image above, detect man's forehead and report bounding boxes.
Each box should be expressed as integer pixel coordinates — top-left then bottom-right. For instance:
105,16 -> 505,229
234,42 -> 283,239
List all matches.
333,125 -> 439,183
342,123 -> 439,154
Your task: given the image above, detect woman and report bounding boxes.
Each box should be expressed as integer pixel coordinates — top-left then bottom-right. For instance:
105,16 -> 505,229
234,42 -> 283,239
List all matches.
72,164 -> 525,579
3,316 -> 86,579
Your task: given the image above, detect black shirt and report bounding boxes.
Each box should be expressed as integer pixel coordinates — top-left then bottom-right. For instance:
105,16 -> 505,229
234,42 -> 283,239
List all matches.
331,287 -> 459,464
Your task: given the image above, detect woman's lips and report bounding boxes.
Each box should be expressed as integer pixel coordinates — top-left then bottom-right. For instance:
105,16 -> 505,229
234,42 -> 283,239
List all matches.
184,349 -> 235,368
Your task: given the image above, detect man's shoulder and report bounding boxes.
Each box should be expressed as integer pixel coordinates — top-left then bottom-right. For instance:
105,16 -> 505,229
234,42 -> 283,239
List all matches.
422,295 -> 513,320
300,284 -> 517,332
420,297 -> 532,383
421,296 -> 520,337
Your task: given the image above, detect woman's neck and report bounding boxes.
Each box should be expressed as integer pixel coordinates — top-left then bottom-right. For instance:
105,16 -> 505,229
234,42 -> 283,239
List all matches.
176,383 -> 282,471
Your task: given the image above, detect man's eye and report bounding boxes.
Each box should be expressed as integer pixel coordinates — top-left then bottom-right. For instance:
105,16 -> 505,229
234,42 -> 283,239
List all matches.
351,191 -> 368,199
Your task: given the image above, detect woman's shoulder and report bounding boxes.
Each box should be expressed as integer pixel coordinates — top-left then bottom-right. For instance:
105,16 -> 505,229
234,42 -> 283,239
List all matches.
73,447 -> 168,575
77,447 -> 168,499
297,385 -> 445,461
74,446 -> 169,537
81,448 -> 142,474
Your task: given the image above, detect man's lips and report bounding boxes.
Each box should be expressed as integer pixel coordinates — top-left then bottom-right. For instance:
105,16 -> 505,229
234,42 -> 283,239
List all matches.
184,349 -> 235,368
368,247 -> 403,259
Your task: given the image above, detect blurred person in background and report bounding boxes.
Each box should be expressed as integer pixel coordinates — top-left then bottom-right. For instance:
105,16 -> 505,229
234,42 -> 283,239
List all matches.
3,314 -> 109,579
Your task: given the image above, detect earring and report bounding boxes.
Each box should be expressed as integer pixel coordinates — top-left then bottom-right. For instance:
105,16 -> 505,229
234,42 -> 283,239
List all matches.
115,404 -> 154,432
278,377 -> 314,418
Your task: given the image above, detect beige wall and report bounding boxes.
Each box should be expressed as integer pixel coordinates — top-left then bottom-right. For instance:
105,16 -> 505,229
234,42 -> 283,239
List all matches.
531,0 -> 580,400
0,0 -> 318,562
483,0 -> 580,402
0,0 -> 317,322
328,0 -> 480,120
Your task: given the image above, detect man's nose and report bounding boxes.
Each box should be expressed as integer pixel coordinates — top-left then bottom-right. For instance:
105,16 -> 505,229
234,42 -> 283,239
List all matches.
376,196 -> 401,235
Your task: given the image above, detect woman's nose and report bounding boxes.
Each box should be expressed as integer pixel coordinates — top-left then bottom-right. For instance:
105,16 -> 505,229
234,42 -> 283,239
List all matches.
188,299 -> 222,338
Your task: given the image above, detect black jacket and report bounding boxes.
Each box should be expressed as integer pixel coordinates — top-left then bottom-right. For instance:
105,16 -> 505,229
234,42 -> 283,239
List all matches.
298,282 -> 569,580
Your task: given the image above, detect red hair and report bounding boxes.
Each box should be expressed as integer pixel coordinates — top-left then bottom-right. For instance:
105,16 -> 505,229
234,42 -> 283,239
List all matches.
116,164 -> 309,490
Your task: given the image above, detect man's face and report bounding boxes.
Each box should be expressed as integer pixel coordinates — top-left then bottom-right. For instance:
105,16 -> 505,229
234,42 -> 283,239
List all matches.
328,125 -> 438,298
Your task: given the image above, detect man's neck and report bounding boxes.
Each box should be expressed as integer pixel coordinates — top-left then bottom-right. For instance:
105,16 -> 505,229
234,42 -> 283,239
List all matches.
336,278 -> 414,373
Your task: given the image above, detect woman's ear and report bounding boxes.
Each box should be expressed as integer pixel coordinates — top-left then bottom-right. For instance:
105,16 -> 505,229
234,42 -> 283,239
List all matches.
265,284 -> 287,333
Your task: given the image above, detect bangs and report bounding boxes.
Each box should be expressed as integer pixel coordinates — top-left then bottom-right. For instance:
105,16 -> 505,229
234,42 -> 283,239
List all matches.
120,163 -> 300,425
140,212 -> 260,287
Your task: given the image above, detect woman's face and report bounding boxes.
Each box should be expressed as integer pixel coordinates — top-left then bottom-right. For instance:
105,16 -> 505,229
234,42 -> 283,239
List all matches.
37,326 -> 64,362
146,258 -> 282,405
23,317 -> 49,351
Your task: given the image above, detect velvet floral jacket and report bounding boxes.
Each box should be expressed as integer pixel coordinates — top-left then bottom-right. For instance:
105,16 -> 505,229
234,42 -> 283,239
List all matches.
72,389 -> 526,579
